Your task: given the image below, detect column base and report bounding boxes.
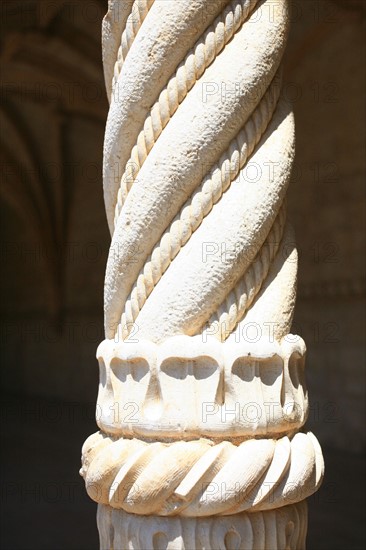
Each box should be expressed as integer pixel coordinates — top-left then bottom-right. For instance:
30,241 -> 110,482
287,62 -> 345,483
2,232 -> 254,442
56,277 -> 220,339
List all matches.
97,501 -> 308,550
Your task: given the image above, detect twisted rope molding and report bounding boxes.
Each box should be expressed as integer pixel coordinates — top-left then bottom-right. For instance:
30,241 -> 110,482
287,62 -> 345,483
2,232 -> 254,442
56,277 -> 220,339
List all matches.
206,203 -> 287,341
111,0 -> 154,95
113,0 -> 259,226
118,74 -> 281,339
97,501 -> 308,550
104,0 -> 293,342
81,431 -> 323,517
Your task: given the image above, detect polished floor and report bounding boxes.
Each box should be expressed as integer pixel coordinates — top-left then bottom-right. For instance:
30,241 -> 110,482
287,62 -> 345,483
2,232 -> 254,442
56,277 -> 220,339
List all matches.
1,395 -> 365,550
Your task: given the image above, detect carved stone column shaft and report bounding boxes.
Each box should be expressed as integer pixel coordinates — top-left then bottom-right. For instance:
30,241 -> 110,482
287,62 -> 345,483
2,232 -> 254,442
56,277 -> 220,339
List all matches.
81,0 -> 324,548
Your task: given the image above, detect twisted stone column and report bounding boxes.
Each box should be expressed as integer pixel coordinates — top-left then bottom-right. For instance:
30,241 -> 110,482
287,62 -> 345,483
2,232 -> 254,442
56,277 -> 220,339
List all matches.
81,1 -> 324,548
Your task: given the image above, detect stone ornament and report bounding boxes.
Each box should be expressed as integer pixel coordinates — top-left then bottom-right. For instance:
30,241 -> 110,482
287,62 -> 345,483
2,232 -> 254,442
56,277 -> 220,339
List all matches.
93,335 -> 308,438
82,0 -> 324,547
97,502 -> 308,550
82,431 -> 322,516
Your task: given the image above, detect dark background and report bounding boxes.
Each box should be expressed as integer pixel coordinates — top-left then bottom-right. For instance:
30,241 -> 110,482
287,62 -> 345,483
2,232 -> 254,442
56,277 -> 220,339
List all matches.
1,1 -> 365,549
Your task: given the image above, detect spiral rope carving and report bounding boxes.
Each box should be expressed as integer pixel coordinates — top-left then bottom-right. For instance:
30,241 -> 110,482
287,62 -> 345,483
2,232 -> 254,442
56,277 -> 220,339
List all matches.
111,0 -> 154,94
206,202 -> 286,341
81,431 -> 323,517
113,0 -> 259,226
119,74 -> 280,338
103,1 -> 297,344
